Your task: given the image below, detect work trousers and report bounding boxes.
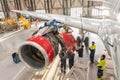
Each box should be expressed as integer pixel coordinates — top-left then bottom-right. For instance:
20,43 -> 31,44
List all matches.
61,62 -> 66,74
90,51 -> 95,63
97,68 -> 103,79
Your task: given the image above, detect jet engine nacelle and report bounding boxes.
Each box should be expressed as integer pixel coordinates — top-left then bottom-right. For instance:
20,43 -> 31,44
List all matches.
19,32 -> 76,71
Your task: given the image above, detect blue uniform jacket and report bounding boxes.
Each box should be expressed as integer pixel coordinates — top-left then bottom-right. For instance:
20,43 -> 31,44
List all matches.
50,20 -> 62,27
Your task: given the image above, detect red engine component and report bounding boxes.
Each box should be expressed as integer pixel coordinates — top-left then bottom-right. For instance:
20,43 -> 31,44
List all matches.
19,32 -> 76,70
60,32 -> 76,53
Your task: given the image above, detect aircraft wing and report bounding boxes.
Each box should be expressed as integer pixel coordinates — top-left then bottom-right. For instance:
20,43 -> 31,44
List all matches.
12,10 -> 120,34
11,10 -> 120,79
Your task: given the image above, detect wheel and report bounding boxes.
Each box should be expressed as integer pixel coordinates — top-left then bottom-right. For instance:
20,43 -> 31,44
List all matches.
76,36 -> 82,47
84,37 -> 89,47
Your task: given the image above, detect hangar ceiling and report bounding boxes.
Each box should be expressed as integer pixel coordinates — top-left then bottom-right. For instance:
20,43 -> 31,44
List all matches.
0,0 -> 120,20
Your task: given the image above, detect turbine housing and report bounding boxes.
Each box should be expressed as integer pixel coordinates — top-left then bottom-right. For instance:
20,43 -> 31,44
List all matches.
19,32 -> 76,71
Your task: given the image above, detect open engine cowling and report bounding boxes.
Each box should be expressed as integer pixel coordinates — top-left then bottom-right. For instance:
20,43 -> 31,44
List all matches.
19,32 -> 76,71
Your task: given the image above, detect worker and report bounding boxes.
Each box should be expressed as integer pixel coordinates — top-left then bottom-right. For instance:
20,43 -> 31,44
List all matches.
89,41 -> 96,63
59,49 -> 67,74
44,19 -> 62,27
49,19 -> 62,33
50,19 -> 62,27
33,19 -> 63,44
97,54 -> 106,80
76,45 -> 84,58
39,19 -> 62,35
76,45 -> 84,62
68,50 -> 75,69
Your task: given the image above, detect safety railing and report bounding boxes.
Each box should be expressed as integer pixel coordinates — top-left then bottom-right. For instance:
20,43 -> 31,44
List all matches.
63,61 -> 90,80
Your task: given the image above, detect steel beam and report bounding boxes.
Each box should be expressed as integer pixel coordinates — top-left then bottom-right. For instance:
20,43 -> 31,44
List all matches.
29,0 -> 36,11
14,0 -> 22,18
1,0 -> 10,18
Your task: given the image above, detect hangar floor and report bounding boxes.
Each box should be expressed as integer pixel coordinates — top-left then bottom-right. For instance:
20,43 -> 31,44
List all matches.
0,25 -> 115,80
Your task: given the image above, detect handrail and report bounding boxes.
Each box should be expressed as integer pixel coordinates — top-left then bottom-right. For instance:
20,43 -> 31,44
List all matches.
63,60 -> 90,80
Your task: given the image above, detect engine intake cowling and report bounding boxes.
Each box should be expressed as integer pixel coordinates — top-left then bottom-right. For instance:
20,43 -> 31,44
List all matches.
19,36 -> 55,70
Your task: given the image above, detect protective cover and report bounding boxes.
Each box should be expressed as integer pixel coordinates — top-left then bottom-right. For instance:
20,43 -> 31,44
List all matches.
12,52 -> 21,64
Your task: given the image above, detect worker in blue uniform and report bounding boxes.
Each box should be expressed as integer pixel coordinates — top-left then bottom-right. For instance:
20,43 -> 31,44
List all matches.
44,19 -> 62,27
43,19 -> 62,34
97,54 -> 106,80
50,19 -> 62,34
89,41 -> 96,63
50,19 -> 62,27
32,19 -> 62,35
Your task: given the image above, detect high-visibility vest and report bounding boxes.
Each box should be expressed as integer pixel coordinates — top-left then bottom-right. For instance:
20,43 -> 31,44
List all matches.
90,45 -> 96,50
97,59 -> 106,70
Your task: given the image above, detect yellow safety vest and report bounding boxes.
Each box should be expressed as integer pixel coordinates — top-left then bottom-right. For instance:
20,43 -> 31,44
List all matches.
97,59 -> 106,70
90,45 -> 96,50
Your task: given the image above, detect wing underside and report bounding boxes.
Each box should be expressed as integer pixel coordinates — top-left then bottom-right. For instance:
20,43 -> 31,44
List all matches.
12,10 -> 120,34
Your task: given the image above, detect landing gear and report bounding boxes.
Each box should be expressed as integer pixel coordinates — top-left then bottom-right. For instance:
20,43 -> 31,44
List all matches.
76,36 -> 82,47
84,37 -> 89,47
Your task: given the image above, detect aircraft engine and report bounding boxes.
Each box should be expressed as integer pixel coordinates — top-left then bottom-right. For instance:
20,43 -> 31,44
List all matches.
19,32 -> 76,70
